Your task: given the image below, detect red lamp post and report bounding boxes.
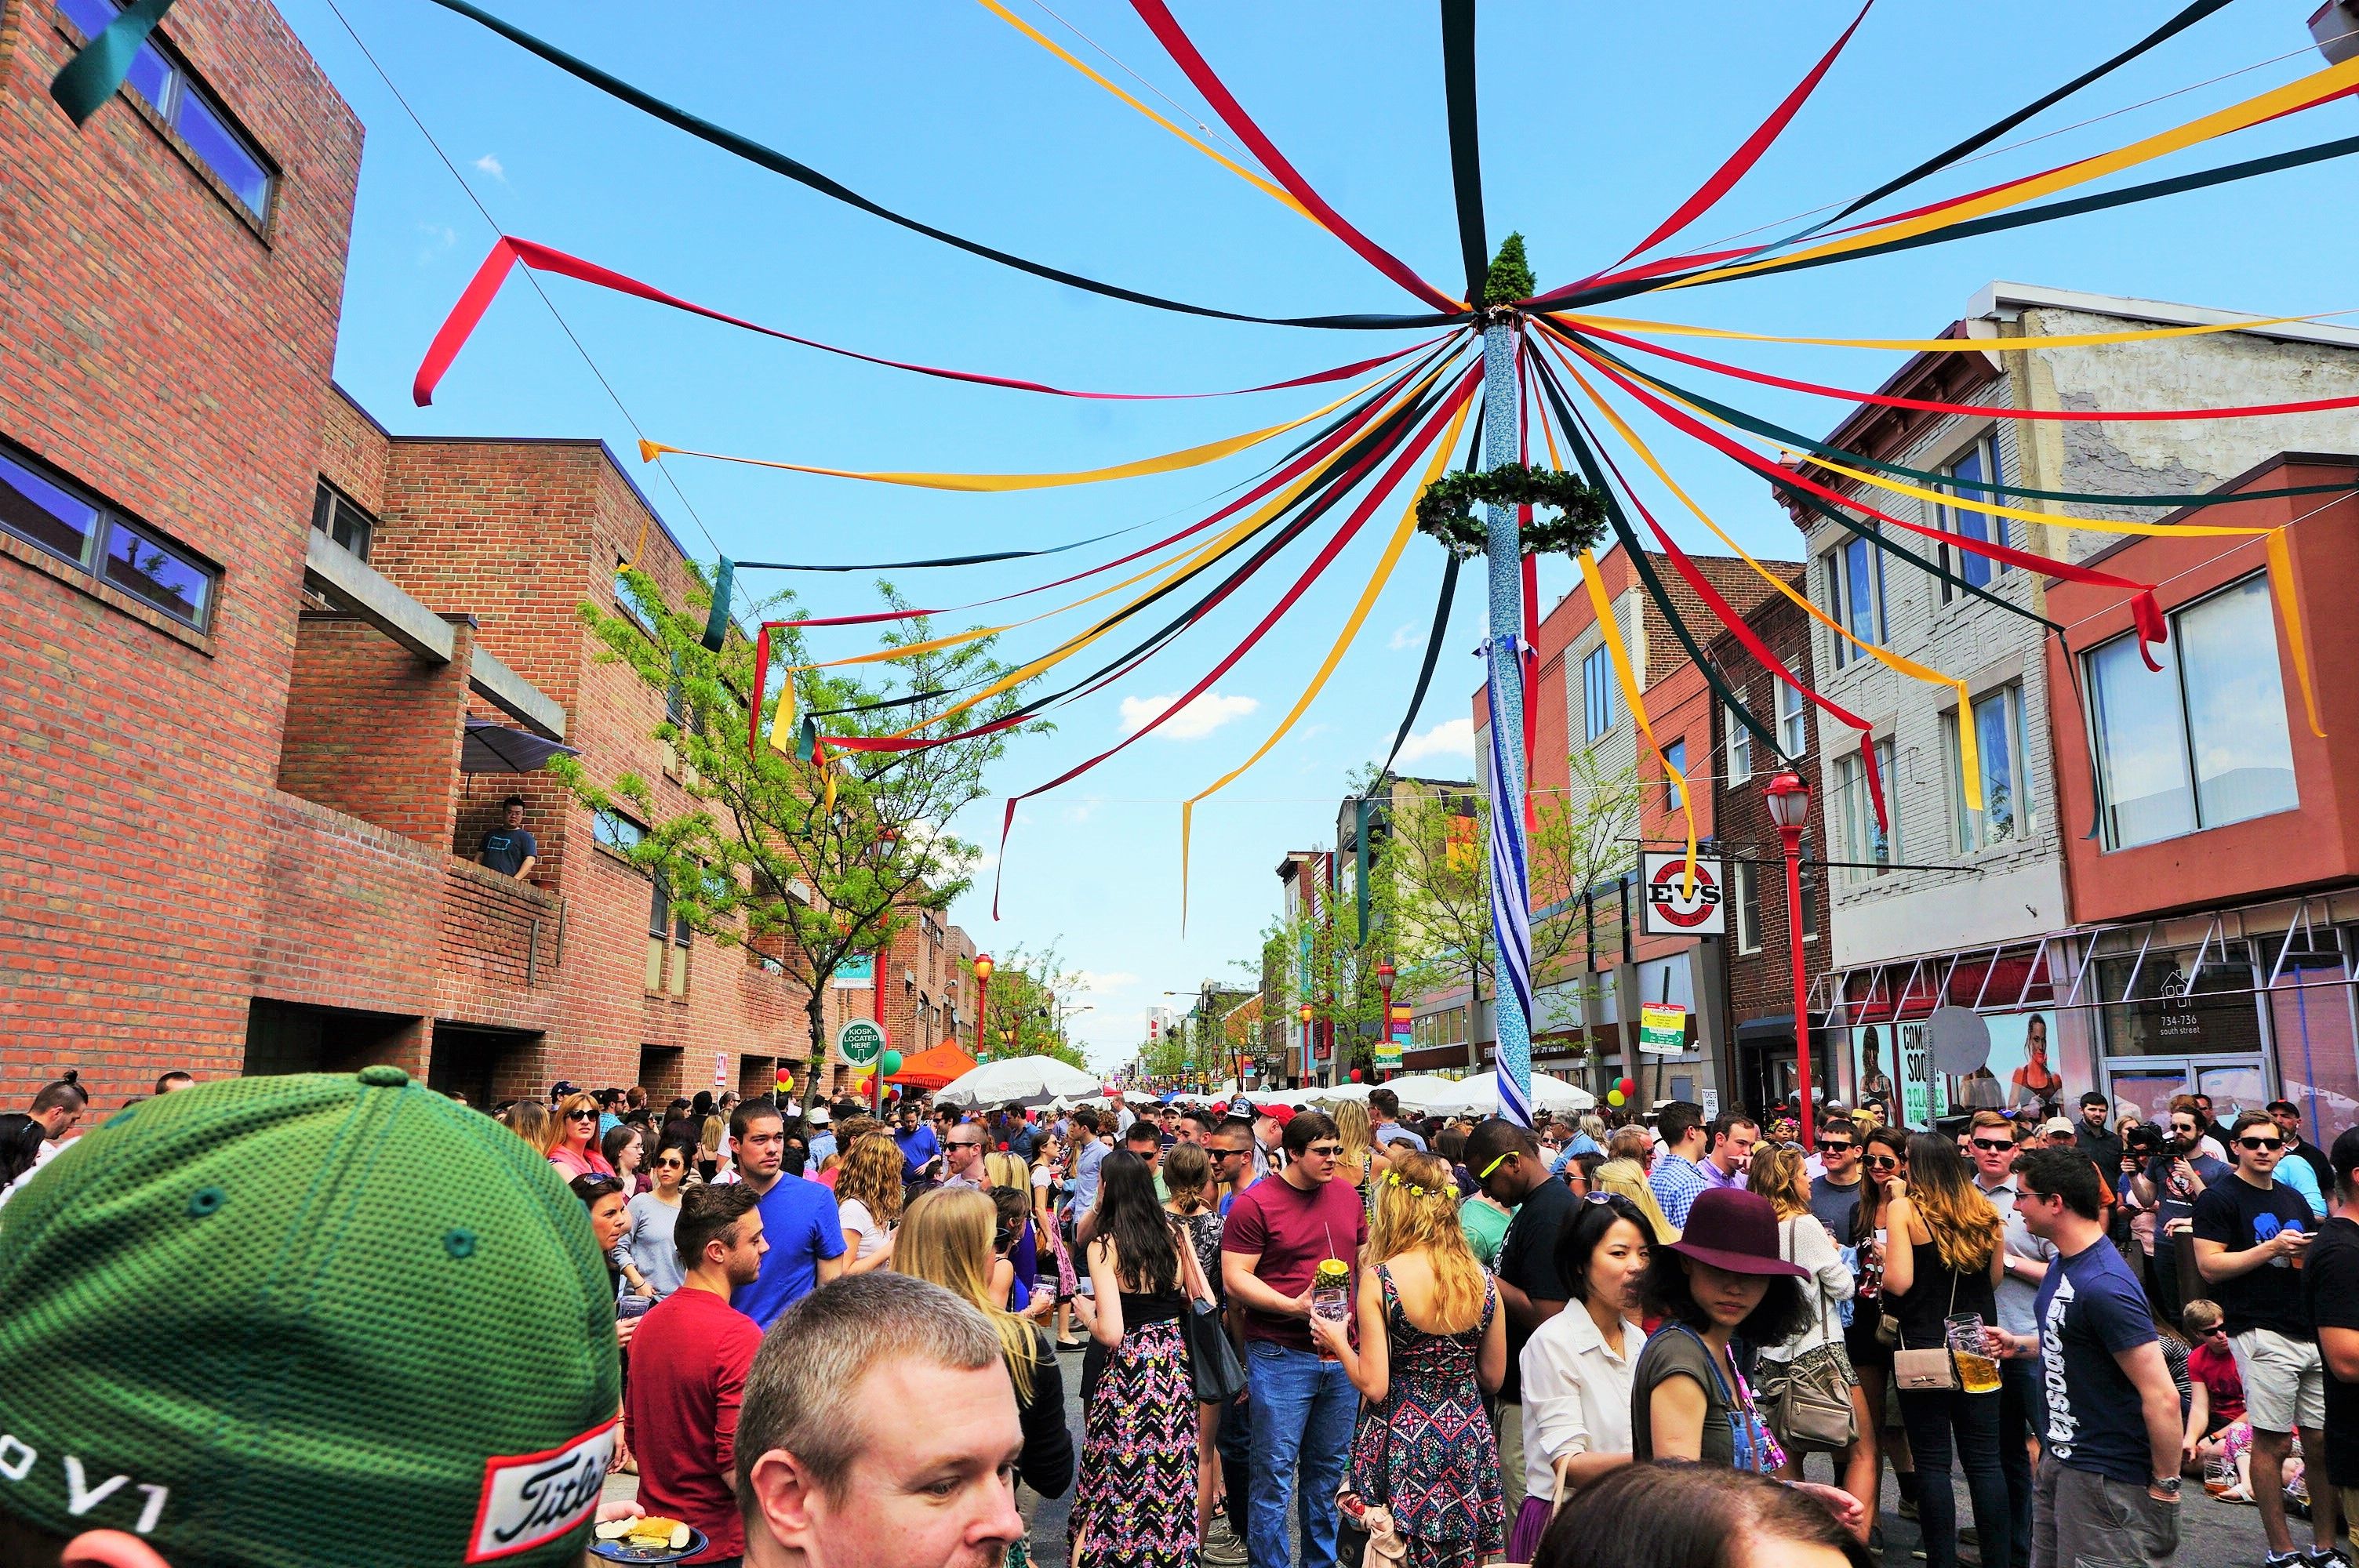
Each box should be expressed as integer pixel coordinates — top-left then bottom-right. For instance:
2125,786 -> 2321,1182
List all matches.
972,953 -> 994,1058
1375,960 -> 1398,1081
1763,771 -> 1816,1146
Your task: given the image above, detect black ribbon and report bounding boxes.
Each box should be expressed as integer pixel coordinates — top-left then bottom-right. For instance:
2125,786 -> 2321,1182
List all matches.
1440,0 -> 1488,307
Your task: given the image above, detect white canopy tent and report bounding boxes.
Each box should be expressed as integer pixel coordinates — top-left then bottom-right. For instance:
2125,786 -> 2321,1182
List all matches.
1382,1070 -> 1594,1117
932,1055 -> 1100,1109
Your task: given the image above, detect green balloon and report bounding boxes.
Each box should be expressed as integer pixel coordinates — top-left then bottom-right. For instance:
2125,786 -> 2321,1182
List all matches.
880,1049 -> 903,1077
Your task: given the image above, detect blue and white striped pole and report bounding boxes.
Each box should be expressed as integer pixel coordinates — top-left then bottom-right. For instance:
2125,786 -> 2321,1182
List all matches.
1481,316 -> 1533,1128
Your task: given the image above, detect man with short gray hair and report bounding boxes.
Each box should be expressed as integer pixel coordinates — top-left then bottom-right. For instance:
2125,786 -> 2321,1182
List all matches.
736,1272 -> 1026,1568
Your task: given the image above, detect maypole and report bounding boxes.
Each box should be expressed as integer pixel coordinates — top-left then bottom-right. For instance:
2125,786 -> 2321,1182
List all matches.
1478,292 -> 1533,1129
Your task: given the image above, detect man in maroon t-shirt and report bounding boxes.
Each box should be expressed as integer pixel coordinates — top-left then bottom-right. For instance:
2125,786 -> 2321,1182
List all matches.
627,1183 -> 771,1566
1221,1110 -> 1368,1568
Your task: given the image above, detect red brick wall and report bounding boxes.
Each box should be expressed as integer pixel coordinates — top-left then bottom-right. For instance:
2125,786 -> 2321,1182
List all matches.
435,855 -> 562,1032
253,791 -> 439,1019
276,612 -> 469,848
0,0 -> 360,1103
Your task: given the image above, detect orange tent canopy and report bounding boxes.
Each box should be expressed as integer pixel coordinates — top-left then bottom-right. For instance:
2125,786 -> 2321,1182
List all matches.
887,1041 -> 981,1091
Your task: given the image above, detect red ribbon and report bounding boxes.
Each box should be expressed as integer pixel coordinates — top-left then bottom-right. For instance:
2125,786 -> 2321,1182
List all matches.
987,365 -> 1484,916
1560,338 -> 2170,670
1608,0 -> 1875,267
1127,0 -> 1465,314
413,235 -> 1450,408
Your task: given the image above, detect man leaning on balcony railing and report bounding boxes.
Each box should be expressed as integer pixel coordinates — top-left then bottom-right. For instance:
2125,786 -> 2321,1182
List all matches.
475,793 -> 539,880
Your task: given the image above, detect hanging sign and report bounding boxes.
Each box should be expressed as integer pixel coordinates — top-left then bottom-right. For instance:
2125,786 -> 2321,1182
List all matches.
831,955 -> 875,989
714,1052 -> 728,1092
1640,852 -> 1727,936
838,1018 -> 886,1065
1639,1002 -> 1689,1056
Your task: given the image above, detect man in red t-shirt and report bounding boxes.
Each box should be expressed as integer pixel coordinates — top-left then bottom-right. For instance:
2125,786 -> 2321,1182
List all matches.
1221,1110 -> 1368,1568
628,1182 -> 771,1566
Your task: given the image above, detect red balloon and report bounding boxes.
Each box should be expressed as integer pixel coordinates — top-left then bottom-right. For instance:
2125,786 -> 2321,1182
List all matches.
1349,1068 -> 1363,1083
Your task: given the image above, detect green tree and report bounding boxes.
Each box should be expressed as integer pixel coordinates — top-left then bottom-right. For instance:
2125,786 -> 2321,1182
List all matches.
975,939 -> 1089,1071
554,566 -> 1041,1068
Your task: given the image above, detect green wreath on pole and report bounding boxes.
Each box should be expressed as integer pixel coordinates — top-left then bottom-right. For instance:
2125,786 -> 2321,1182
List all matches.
1414,463 -> 1608,559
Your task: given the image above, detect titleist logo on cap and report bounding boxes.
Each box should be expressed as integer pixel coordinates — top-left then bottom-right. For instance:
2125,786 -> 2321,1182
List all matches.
465,1421 -> 617,1563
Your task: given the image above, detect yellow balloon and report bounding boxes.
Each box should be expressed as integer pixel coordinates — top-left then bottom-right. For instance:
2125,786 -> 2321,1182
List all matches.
1607,1089 -> 1627,1107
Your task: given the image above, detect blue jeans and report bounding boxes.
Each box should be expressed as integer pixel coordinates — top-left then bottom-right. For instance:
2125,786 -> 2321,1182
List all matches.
1245,1340 -> 1356,1568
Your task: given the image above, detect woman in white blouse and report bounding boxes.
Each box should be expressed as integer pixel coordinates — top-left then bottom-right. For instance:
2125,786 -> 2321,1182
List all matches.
1749,1143 -> 1875,1529
1511,1192 -> 1654,1562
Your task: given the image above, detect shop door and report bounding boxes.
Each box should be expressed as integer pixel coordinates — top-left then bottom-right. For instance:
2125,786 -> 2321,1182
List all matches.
2103,1058 -> 2270,1124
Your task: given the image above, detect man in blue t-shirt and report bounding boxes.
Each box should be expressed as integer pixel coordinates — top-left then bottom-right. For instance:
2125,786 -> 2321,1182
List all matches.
474,795 -> 539,879
724,1101 -> 846,1327
893,1100 -> 942,1185
2012,1148 -> 2183,1568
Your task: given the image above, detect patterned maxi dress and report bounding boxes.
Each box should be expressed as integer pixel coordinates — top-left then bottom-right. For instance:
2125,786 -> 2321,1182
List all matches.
1348,1266 -> 1506,1568
1070,1287 -> 1198,1568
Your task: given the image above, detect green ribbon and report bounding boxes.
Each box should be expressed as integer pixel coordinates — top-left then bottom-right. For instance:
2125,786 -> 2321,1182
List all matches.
702,557 -> 735,652
50,0 -> 175,126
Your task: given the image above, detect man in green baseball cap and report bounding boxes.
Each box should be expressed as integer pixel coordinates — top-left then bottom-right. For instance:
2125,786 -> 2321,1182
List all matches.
0,1065 -> 629,1568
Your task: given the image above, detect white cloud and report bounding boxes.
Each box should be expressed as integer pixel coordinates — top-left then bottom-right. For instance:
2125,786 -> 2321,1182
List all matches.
415,222 -> 456,264
1394,716 -> 1475,764
1388,621 -> 1422,650
473,153 -> 506,180
1118,689 -> 1259,740
1074,970 -> 1139,993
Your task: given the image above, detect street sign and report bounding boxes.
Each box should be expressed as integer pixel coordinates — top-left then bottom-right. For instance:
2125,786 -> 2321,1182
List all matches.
1640,852 -> 1726,936
831,955 -> 874,989
838,1018 -> 886,1065
713,1052 -> 727,1092
1639,1001 -> 1688,1056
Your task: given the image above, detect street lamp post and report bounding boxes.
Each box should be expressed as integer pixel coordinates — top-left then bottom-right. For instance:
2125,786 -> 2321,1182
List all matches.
1298,1001 -> 1314,1090
1376,960 -> 1397,1082
1763,771 -> 1816,1146
972,953 -> 994,1059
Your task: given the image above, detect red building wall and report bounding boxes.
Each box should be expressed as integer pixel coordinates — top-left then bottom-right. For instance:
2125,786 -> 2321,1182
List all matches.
2043,457 -> 2359,924
0,0 -> 362,1102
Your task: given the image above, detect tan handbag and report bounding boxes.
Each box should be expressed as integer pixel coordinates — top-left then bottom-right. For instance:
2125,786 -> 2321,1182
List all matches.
1890,1268 -> 1961,1392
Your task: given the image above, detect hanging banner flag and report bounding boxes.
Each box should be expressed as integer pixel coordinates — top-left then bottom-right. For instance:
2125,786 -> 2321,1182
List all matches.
1640,1003 -> 1690,1057
831,955 -> 875,989
1641,851 -> 1727,936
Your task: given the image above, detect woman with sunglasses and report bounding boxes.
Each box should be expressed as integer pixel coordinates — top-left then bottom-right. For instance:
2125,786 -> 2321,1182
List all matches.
1510,1191 -> 1653,1559
624,1136 -> 695,1299
1845,1125 -> 1914,1529
1750,1143 -> 1877,1533
549,1092 -> 616,1181
1880,1131 -> 2009,1568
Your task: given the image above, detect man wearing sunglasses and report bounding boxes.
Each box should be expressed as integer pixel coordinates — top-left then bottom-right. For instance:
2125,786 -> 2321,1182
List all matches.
1467,1117 -> 1577,1519
1807,1120 -> 1866,1240
939,1123 -> 989,1191
1969,1112 -> 2055,1568
2192,1110 -> 2342,1568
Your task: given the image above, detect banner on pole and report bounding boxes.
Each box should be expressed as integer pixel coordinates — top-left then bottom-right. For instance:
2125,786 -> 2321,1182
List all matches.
1639,1001 -> 1688,1056
831,955 -> 874,989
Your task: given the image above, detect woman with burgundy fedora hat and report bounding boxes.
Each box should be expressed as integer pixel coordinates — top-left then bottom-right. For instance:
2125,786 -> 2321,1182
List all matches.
1630,1187 -> 1867,1532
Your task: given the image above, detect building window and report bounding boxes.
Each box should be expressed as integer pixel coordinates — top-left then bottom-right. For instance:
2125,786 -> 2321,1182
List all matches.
1662,738 -> 1687,810
1819,535 -> 1885,666
310,482 -> 373,561
0,441 -> 217,630
1833,739 -> 1896,881
1726,704 -> 1753,786
616,565 -> 655,633
1581,643 -> 1616,742
1937,434 -> 2008,599
1732,860 -> 1761,954
2086,572 -> 2298,849
593,808 -> 645,854
56,0 -> 274,219
1948,682 -> 2031,852
1776,681 -> 1808,760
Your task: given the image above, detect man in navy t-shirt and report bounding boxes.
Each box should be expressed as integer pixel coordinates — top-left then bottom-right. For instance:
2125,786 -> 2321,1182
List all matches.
2013,1148 -> 2182,1568
474,795 -> 538,879
723,1101 -> 846,1327
893,1100 -> 942,1185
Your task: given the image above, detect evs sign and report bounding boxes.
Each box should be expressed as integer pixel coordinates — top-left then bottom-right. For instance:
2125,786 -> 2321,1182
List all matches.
1639,852 -> 1726,936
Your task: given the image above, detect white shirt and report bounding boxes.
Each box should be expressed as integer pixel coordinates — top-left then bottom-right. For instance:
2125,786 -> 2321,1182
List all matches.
838,1196 -> 892,1261
1758,1213 -> 1854,1363
1518,1307 -> 1648,1501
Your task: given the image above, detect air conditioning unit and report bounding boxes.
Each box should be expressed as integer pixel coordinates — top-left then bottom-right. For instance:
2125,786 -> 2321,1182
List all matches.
2314,1 -> 2359,64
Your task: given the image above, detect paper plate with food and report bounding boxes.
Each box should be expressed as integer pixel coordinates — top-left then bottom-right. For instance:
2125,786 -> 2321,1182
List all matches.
589,1515 -> 707,1563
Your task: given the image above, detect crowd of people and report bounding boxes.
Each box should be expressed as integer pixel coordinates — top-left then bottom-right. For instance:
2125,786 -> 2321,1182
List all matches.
8,1066 -> 2359,1568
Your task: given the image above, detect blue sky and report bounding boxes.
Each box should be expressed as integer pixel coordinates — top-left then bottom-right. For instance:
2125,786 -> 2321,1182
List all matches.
281,0 -> 2359,1069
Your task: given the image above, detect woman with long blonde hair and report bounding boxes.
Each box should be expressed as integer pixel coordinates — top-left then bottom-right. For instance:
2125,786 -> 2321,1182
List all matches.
833,1131 -> 904,1276
1880,1131 -> 2008,1568
1332,1098 -> 1378,1198
1310,1149 -> 1507,1568
896,1189 -> 1070,1502
1747,1145 -> 1875,1535
504,1098 -> 554,1156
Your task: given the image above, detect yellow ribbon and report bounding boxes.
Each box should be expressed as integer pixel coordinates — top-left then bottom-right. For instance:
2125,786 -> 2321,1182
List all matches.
642,372 -> 1380,492
1669,52 -> 2359,289
1574,549 -> 1699,896
1548,340 -> 1983,810
972,0 -> 1311,223
1549,311 -> 2327,354
1178,397 -> 1475,930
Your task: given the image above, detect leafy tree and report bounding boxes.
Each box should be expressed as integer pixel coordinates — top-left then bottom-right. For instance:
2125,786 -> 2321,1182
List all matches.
975,939 -> 1089,1071
553,566 -> 1041,1068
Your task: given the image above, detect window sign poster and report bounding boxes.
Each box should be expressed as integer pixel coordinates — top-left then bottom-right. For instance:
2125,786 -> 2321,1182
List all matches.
1897,1022 -> 1950,1129
1950,1012 -> 2069,1114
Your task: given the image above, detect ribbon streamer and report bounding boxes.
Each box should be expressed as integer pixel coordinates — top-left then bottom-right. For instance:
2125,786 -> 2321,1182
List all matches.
420,0 -> 1460,332
49,0 -> 174,124
413,237 -> 1454,407
1575,552 -> 1697,894
1126,0 -> 1466,314
1439,0 -> 1488,306
1555,310 -> 2327,357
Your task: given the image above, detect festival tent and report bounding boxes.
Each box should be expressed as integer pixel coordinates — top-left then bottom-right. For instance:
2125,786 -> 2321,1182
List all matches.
933,1054 -> 1100,1108
888,1042 -> 980,1091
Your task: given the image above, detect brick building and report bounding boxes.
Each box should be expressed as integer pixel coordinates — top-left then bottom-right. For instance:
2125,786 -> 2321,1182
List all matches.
0,0 -> 978,1109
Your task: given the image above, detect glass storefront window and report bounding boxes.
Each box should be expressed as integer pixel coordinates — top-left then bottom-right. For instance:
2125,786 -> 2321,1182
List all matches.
2274,939 -> 2359,1147
2096,939 -> 2264,1058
